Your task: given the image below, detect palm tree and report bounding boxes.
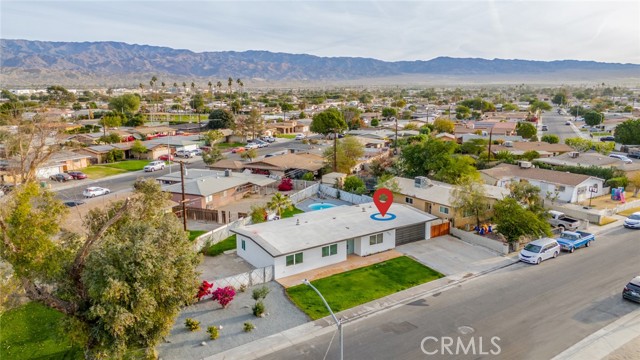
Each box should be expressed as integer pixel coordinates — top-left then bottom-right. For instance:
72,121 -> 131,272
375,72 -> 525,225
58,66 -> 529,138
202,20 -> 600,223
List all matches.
150,76 -> 157,122
267,192 -> 293,218
227,77 -> 233,98
216,81 -> 223,96
173,82 -> 178,93
208,81 -> 213,101
190,82 -> 196,122
236,78 -> 243,95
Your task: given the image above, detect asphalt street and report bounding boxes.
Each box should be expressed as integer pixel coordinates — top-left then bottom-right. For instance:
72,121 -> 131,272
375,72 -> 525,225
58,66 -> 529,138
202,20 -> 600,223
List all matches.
259,228 -> 640,360
540,109 -> 580,142
54,138 -> 301,201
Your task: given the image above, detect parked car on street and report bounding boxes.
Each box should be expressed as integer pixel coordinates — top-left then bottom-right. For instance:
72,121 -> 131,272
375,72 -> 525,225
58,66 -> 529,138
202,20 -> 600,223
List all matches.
158,154 -> 174,161
231,147 -> 246,153
548,210 -> 581,231
628,149 -> 640,159
175,149 -> 194,158
555,231 -> 595,253
541,125 -> 549,131
63,200 -> 85,207
83,187 -> 110,198
50,173 -> 74,182
261,136 -> 276,143
253,140 -> 269,148
67,171 -> 88,180
144,160 -> 165,172
623,212 -> 640,229
599,136 -> 616,142
519,238 -> 561,265
294,133 -> 305,140
565,120 -> 572,125
245,143 -> 259,150
609,154 -> 633,164
622,276 -> 640,303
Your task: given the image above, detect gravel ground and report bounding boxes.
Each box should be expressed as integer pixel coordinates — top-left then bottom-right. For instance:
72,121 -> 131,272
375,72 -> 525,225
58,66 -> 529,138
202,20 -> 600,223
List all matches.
157,281 -> 308,360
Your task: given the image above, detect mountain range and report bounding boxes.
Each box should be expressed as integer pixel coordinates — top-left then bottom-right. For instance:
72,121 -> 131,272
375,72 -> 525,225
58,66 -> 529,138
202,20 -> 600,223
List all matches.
1,39 -> 639,87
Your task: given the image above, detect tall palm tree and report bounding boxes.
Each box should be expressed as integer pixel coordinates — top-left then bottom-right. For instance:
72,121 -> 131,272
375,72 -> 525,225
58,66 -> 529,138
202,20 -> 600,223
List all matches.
227,77 -> 233,98
208,81 -> 213,101
173,82 -> 178,93
216,81 -> 223,96
267,192 -> 293,218
190,82 -> 196,122
150,76 -> 157,122
236,78 -> 243,95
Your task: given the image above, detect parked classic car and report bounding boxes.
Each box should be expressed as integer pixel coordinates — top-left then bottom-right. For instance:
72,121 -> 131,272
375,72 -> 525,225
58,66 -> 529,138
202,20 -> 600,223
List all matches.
555,231 -> 595,253
67,171 -> 88,179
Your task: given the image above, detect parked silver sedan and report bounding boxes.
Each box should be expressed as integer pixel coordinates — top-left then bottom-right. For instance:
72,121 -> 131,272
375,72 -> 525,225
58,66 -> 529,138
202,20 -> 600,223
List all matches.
82,186 -> 110,198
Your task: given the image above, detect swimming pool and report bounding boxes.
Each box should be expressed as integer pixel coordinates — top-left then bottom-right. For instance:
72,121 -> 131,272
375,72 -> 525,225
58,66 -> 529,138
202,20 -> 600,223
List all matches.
308,203 -> 337,211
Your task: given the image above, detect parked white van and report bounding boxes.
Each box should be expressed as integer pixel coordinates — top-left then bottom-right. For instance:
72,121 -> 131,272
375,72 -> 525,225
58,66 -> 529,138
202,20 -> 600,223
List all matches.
519,238 -> 561,265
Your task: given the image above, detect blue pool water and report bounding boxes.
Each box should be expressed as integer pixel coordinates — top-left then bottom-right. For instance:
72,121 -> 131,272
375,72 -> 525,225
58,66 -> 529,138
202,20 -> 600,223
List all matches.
308,203 -> 337,211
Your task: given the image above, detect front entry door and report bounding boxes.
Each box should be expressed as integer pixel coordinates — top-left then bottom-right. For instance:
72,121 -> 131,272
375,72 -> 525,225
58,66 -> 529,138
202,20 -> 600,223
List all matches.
347,239 -> 355,254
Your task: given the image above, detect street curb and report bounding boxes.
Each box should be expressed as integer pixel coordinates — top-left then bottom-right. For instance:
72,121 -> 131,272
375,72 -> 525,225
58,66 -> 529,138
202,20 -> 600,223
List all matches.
551,310 -> 640,360
204,258 -> 520,360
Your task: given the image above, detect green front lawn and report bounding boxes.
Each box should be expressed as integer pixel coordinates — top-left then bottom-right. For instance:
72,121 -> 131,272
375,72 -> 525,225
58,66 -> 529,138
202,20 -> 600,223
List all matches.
286,256 -> 444,320
202,234 -> 236,256
216,142 -> 246,149
188,230 -> 207,241
100,160 -> 152,171
82,166 -> 128,179
0,302 -> 83,360
276,134 -> 296,139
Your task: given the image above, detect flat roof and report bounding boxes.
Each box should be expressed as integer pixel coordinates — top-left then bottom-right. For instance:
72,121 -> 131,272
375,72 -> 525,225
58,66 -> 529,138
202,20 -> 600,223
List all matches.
232,203 -> 438,257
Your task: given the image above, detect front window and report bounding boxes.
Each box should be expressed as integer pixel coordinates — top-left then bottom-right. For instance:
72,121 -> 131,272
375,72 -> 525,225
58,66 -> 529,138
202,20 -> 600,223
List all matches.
523,244 -> 542,253
369,233 -> 383,245
405,197 -> 413,204
322,244 -> 338,257
439,206 -> 449,215
286,252 -> 304,266
241,240 -> 246,251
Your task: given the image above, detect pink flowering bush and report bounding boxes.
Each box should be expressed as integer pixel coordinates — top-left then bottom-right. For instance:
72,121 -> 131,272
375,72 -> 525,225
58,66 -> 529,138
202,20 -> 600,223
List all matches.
211,286 -> 236,308
196,280 -> 214,301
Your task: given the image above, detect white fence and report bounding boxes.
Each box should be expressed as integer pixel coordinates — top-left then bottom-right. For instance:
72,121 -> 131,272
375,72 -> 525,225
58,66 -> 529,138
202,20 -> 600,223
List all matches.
194,217 -> 251,251
319,184 -> 373,204
212,266 -> 274,289
289,183 -> 320,204
450,228 -> 509,255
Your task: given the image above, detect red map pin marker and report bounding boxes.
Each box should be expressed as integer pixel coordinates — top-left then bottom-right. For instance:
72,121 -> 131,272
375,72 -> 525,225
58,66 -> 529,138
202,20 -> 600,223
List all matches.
373,188 -> 393,217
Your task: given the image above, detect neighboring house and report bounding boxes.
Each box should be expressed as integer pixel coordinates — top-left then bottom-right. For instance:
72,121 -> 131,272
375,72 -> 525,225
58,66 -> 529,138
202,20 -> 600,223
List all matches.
244,153 -> 325,178
435,133 -> 457,142
163,171 -> 276,210
35,151 -> 92,179
133,126 -> 177,139
232,203 -> 438,279
76,142 -> 170,163
458,134 -> 523,144
207,159 -> 246,172
535,151 -> 621,168
144,135 -> 202,153
156,169 -> 225,185
390,176 -> 509,229
490,142 -> 574,157
480,163 -> 605,203
273,120 -> 308,135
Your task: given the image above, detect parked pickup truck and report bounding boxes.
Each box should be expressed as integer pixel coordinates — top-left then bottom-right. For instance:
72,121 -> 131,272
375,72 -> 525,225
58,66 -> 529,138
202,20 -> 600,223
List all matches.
548,210 -> 581,231
555,231 -> 595,253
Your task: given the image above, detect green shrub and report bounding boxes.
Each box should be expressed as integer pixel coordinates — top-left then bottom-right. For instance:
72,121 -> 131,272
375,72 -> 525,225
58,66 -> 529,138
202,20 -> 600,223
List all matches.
207,326 -> 219,340
185,318 -> 200,332
253,301 -> 265,317
606,177 -> 629,189
252,286 -> 271,301
238,284 -> 247,293
370,118 -> 379,127
243,322 -> 255,332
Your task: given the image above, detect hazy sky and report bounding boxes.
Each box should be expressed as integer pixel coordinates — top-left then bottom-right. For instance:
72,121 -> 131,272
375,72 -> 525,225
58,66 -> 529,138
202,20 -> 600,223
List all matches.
2,1 -> 639,63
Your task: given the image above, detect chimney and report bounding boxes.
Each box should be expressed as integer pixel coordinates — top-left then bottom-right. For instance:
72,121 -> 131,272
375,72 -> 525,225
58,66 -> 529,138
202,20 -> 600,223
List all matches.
224,169 -> 231,177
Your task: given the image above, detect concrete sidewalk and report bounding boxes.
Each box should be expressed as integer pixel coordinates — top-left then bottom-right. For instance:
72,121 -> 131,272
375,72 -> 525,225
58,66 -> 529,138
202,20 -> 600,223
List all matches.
552,310 -> 640,360
204,256 -> 519,360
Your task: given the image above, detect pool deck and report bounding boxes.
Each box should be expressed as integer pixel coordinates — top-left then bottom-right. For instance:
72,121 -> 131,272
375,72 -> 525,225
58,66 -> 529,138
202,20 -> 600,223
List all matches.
295,197 -> 352,212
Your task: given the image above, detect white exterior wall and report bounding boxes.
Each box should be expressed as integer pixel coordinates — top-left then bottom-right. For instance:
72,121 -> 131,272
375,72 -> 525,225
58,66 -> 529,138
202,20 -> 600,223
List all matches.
273,241 -> 347,279
526,180 -> 575,203
37,165 -> 64,179
356,230 -> 395,256
571,178 -> 605,203
176,144 -> 197,152
425,222 -> 432,240
494,177 -> 604,204
236,235 -> 274,269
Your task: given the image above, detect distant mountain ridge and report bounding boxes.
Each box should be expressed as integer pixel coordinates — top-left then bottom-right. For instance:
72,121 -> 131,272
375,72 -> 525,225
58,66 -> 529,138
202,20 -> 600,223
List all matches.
1,39 -> 639,84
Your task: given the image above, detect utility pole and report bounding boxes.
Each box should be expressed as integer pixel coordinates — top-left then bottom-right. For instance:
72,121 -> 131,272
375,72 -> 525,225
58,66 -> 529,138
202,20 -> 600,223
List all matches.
394,117 -> 398,155
180,161 -> 187,231
333,129 -> 338,172
487,128 -> 493,162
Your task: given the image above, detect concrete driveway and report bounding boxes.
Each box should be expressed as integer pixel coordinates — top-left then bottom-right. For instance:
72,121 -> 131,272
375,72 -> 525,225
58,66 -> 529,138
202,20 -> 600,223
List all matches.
396,235 -> 517,280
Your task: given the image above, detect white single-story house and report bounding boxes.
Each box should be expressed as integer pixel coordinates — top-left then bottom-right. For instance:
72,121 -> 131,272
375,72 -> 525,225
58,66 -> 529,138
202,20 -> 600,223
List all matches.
480,163 -> 605,203
231,203 -> 438,279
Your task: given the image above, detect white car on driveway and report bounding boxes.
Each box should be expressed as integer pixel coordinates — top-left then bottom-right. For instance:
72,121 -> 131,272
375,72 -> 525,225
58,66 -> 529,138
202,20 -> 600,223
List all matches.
519,238 -> 561,265
83,187 -> 110,198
